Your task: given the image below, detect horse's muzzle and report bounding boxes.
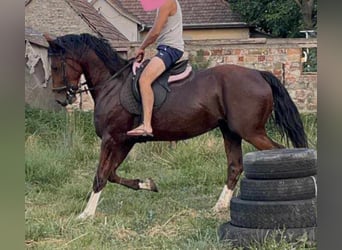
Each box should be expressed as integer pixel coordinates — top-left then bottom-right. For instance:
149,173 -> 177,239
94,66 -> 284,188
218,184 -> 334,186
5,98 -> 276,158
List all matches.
56,99 -> 68,106
55,94 -> 76,107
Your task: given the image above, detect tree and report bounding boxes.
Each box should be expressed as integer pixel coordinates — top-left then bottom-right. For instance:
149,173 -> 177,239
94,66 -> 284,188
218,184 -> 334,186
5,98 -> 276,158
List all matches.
293,0 -> 316,30
228,0 -> 317,38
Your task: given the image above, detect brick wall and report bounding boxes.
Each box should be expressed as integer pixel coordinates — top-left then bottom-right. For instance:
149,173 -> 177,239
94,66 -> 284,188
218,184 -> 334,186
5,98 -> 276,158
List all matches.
25,0 -> 95,36
131,38 -> 317,113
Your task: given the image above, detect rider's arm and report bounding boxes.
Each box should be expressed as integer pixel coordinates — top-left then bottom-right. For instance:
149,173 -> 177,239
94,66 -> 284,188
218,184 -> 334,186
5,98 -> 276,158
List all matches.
139,0 -> 173,50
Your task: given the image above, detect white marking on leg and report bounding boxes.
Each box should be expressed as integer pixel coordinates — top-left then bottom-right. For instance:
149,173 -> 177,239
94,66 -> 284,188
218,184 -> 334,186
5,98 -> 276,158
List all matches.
77,190 -> 102,219
213,185 -> 234,212
138,179 -> 152,190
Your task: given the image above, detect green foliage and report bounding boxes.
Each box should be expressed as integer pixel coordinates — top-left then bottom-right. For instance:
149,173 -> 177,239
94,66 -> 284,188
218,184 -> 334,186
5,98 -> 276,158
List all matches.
189,50 -> 210,70
229,0 -> 317,38
303,47 -> 317,73
25,106 -> 99,192
265,112 -> 317,148
25,106 -> 97,145
25,108 -> 317,249
25,104 -> 67,141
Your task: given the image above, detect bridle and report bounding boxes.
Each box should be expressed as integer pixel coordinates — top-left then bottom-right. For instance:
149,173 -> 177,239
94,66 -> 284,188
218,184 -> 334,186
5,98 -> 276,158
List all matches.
49,53 -> 84,106
50,52 -> 134,107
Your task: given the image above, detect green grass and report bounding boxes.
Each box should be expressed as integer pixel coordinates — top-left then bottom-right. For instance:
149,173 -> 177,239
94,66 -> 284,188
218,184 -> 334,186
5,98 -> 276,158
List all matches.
25,107 -> 317,249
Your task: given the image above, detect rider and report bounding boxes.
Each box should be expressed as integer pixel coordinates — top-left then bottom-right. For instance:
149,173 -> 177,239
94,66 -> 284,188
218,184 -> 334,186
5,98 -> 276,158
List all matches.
127,0 -> 184,137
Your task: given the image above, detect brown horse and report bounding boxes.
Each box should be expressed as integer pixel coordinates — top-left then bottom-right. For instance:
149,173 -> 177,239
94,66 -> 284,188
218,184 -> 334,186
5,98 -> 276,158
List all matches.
44,33 -> 307,219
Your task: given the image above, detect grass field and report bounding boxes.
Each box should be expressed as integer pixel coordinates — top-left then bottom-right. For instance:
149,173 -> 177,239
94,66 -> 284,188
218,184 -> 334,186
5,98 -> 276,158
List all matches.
25,106 -> 317,249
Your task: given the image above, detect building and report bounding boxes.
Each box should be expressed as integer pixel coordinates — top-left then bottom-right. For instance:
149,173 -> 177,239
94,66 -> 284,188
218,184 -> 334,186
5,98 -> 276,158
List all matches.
25,0 -> 130,110
90,0 -> 250,41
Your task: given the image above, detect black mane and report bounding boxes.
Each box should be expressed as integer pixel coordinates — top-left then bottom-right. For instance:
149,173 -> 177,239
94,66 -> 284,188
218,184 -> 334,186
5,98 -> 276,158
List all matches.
48,33 -> 128,74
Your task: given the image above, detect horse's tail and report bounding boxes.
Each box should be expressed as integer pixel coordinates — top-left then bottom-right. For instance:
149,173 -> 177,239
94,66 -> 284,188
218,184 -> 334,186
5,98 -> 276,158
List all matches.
259,71 -> 308,148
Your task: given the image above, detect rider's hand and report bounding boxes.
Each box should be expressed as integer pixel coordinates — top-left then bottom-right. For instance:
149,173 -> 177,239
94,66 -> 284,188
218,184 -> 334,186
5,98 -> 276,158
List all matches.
135,48 -> 145,63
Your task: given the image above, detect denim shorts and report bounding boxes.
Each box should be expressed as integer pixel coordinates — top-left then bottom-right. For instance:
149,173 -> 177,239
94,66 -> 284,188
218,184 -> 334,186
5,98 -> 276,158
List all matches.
155,45 -> 184,69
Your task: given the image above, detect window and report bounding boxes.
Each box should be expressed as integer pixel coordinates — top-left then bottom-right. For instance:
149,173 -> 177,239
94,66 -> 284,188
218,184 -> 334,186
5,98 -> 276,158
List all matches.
302,47 -> 317,73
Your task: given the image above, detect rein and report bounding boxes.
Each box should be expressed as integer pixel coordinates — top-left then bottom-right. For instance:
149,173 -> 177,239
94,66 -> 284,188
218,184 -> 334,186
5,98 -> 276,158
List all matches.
53,55 -> 134,106
79,58 -> 134,93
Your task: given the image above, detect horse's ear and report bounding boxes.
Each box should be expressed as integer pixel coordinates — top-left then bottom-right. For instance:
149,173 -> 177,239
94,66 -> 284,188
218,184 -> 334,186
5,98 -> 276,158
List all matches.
43,33 -> 63,53
43,33 -> 56,45
43,33 -> 58,48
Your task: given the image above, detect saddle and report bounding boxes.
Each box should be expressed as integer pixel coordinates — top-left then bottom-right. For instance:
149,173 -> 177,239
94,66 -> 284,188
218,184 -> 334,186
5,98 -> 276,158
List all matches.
120,59 -> 192,115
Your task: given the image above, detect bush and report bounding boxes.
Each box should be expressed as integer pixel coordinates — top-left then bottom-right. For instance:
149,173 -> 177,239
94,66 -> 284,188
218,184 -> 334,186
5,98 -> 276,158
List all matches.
189,50 -> 210,70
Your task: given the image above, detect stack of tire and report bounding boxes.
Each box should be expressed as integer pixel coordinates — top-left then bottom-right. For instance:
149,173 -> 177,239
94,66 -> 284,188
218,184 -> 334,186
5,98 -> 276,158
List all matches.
219,148 -> 317,247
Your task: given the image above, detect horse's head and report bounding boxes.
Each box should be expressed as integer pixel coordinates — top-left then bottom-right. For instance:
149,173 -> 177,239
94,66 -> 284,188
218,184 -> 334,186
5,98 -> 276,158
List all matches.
44,33 -> 83,106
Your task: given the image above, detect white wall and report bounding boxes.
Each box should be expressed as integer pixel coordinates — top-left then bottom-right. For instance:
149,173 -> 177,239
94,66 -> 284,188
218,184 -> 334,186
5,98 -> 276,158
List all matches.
93,0 -> 139,41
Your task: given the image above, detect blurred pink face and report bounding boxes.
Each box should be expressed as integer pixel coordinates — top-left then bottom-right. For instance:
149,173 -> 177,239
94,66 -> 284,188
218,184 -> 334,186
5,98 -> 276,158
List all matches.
140,0 -> 167,11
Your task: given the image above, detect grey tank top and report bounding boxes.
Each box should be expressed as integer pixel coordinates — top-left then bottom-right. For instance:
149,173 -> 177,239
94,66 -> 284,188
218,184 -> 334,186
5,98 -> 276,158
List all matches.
156,0 -> 184,52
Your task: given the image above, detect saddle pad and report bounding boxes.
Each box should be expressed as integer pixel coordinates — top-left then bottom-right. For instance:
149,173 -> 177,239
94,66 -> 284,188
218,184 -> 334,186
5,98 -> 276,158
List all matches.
119,73 -> 168,115
119,73 -> 141,115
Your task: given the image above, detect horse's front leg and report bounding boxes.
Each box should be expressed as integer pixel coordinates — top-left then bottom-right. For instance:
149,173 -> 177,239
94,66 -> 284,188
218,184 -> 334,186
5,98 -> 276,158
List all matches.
107,146 -> 158,192
213,130 -> 243,212
78,137 -> 133,219
108,173 -> 158,192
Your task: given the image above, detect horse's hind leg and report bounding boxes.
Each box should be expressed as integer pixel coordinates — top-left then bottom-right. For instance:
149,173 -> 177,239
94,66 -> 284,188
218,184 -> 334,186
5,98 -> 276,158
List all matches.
240,98 -> 284,150
213,122 -> 243,212
245,128 -> 285,150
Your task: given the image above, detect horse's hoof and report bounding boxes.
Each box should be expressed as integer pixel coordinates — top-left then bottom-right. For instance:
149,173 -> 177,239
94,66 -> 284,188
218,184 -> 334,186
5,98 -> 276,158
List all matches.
139,178 -> 158,192
77,212 -> 94,220
212,203 -> 229,213
148,178 -> 158,192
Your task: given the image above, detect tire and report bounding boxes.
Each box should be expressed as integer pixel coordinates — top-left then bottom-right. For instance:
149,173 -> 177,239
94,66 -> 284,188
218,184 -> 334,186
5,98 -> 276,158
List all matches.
230,197 -> 317,229
218,222 -> 317,247
243,148 -> 317,179
240,176 -> 318,201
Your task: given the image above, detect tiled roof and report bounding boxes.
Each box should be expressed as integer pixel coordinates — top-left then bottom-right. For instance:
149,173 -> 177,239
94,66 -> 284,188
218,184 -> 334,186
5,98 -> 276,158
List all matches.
65,0 -> 129,42
108,0 -> 245,27
25,27 -> 49,47
108,0 -> 156,25
181,0 -> 244,26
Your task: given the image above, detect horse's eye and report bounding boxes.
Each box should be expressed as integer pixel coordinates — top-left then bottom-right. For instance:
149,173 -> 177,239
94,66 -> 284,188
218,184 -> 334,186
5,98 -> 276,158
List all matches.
52,66 -> 58,71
